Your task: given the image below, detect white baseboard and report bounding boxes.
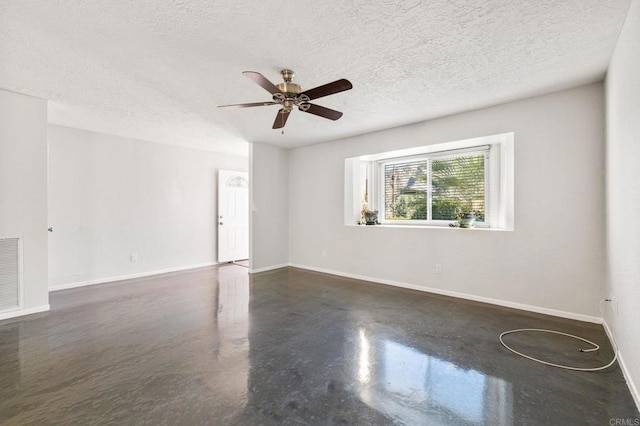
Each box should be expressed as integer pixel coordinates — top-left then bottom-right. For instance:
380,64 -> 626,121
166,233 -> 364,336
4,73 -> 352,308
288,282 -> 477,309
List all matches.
49,262 -> 219,292
603,321 -> 640,411
0,304 -> 50,321
248,263 -> 289,274
288,263 -> 603,324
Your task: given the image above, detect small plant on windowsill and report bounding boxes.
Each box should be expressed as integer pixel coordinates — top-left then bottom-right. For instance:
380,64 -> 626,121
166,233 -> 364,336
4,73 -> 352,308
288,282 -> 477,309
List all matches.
449,209 -> 483,228
359,208 -> 379,225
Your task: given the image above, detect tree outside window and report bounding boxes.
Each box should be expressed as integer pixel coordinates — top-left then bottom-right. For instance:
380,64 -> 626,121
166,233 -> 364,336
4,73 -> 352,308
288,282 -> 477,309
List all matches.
383,152 -> 486,222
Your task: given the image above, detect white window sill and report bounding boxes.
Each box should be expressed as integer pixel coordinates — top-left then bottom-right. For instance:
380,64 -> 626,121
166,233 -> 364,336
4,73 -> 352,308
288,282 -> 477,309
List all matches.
346,223 -> 512,231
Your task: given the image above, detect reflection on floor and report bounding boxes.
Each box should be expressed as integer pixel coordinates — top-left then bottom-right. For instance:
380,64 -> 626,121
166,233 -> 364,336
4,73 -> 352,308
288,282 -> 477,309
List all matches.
232,259 -> 249,268
357,333 -> 512,425
0,265 -> 637,425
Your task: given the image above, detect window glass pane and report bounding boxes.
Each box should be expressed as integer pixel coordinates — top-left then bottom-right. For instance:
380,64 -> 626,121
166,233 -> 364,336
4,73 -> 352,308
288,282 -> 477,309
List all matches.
384,160 -> 428,220
432,154 -> 485,221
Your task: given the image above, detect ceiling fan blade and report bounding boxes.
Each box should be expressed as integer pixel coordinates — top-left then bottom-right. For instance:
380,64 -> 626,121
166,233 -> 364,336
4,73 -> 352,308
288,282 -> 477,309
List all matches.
218,101 -> 277,109
272,109 -> 291,129
243,71 -> 282,95
300,79 -> 352,101
300,103 -> 343,120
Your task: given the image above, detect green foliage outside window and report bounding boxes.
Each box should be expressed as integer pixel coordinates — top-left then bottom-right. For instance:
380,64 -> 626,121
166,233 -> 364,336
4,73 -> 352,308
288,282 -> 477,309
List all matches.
384,153 -> 485,221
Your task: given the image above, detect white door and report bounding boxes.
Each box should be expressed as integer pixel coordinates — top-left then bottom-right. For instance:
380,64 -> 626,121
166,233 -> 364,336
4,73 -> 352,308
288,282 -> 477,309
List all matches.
218,170 -> 249,262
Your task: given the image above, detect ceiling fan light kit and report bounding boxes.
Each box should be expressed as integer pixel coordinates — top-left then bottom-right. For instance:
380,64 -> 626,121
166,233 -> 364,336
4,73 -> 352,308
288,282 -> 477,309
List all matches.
218,69 -> 352,129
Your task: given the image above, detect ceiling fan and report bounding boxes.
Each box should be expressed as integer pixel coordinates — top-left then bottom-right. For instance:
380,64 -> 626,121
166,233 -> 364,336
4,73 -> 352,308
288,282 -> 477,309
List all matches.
218,69 -> 352,129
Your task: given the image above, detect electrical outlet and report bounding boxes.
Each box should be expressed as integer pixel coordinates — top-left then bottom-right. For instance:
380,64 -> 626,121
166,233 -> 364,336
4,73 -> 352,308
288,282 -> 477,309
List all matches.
322,249 -> 327,258
435,264 -> 442,274
130,253 -> 138,262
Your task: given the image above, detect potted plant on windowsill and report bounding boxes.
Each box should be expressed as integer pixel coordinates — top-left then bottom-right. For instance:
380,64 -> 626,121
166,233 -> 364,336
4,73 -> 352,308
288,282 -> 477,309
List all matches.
361,209 -> 379,225
457,212 -> 476,228
449,209 -> 482,228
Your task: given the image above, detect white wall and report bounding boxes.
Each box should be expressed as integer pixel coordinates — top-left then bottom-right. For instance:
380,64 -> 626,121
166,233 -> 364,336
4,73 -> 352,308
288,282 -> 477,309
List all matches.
0,89 -> 49,316
605,0 -> 640,407
48,125 -> 247,288
288,83 -> 605,321
249,143 -> 289,272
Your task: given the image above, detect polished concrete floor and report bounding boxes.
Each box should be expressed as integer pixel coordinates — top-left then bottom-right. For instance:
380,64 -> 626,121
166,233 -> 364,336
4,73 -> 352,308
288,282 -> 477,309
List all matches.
0,265 -> 638,425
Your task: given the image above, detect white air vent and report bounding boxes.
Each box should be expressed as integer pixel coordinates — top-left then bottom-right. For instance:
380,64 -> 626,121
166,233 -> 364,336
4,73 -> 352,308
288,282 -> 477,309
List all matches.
0,238 -> 21,312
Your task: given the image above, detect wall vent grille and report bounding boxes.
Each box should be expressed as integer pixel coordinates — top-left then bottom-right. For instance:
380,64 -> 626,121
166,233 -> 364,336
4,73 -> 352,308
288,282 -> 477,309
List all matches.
0,238 -> 21,311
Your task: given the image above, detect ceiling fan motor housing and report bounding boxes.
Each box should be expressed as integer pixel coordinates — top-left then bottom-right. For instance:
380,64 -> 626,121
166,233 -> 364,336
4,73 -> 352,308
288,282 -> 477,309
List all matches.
276,69 -> 302,96
276,70 -> 308,112
276,82 -> 302,95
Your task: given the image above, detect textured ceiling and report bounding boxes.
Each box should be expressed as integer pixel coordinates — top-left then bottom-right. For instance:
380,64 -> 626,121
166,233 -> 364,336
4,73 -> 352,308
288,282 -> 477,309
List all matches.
0,1 -> 632,156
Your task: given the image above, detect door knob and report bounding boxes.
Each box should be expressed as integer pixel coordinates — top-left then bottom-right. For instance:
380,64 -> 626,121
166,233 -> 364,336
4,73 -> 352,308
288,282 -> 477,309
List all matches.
219,222 -> 224,226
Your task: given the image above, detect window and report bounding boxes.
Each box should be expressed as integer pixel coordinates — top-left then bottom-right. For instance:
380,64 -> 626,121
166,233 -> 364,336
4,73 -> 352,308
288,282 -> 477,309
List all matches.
345,133 -> 514,230
380,148 -> 488,224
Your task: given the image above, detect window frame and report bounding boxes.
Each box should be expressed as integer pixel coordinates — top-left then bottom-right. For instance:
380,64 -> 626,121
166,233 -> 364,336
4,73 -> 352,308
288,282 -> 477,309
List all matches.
344,132 -> 514,230
370,146 -> 491,227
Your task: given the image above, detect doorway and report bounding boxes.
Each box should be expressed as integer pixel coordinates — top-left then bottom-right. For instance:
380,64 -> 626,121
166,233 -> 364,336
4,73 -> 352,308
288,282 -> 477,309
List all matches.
217,170 -> 249,263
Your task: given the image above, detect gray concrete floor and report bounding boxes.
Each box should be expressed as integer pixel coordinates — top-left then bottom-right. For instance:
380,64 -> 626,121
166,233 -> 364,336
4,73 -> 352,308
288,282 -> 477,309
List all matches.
0,264 -> 638,425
